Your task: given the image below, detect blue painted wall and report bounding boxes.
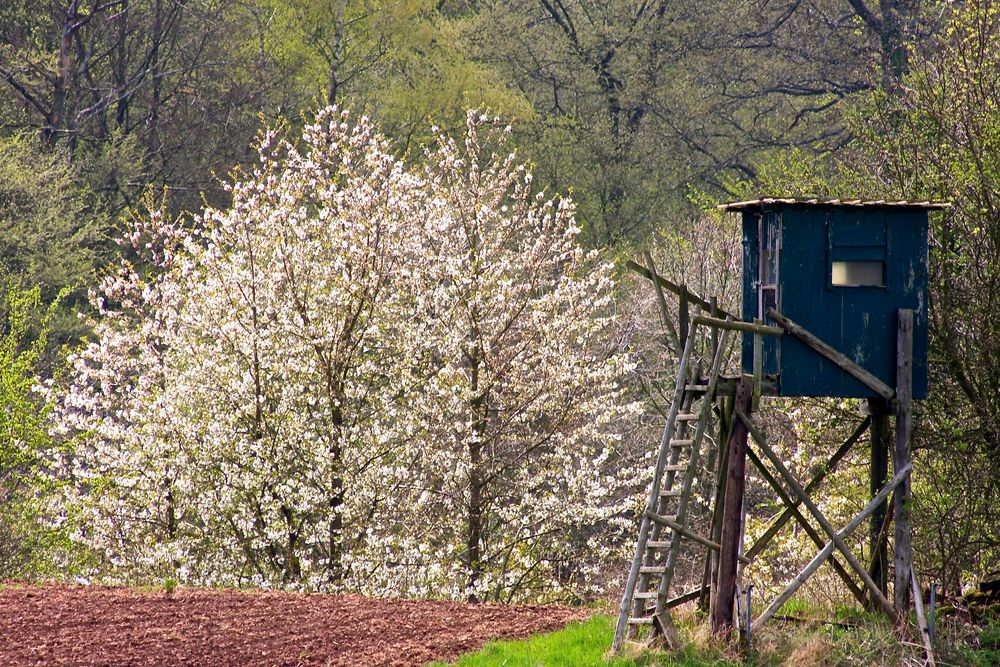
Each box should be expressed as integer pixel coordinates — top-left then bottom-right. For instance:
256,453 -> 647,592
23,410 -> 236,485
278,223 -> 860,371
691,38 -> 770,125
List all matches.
741,204 -> 929,399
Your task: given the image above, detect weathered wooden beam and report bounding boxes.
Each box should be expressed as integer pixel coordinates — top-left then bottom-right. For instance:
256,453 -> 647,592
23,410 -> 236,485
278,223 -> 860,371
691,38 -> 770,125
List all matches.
702,395 -> 733,614
752,319 -> 763,411
751,463 -> 912,632
745,446 -> 866,604
712,376 -> 753,636
744,417 -> 870,561
765,308 -> 895,400
666,587 -> 707,610
737,409 -> 895,616
894,309 -> 914,613
679,284 -> 690,350
625,259 -> 736,320
691,314 -> 784,337
911,569 -> 937,667
647,511 -> 750,565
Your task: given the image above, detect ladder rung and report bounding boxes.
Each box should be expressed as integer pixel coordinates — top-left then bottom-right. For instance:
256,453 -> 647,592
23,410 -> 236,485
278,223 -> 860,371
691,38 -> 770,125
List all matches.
639,566 -> 667,574
646,540 -> 672,548
676,413 -> 699,421
670,439 -> 693,447
633,591 -> 659,599
627,617 -> 654,625
664,464 -> 687,472
660,488 -> 681,497
685,384 -> 709,392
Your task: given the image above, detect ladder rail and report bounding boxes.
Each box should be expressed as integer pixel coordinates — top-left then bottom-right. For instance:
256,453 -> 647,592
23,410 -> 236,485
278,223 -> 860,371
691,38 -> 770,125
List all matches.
630,391 -> 696,619
612,322 -> 700,650
653,327 -> 733,616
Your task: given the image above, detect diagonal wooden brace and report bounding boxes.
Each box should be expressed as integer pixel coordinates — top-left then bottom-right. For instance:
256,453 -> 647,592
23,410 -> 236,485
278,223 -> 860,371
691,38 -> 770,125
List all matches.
736,409 -> 895,616
751,461 -> 912,631
745,446 -> 866,604
766,308 -> 894,400
745,417 -> 870,561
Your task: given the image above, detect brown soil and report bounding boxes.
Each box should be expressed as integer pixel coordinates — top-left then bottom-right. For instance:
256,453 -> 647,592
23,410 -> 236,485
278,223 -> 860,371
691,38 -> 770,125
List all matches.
0,583 -> 590,666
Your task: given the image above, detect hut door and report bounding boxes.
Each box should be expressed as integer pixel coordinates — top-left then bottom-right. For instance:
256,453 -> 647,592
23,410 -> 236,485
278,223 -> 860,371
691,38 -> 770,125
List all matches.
757,212 -> 781,375
758,212 -> 780,319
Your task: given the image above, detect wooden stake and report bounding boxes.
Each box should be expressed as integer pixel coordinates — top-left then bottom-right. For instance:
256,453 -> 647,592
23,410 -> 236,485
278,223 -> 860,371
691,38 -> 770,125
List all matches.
752,463 -> 911,632
911,569 -> 937,667
894,309 -> 914,614
711,375 -> 753,636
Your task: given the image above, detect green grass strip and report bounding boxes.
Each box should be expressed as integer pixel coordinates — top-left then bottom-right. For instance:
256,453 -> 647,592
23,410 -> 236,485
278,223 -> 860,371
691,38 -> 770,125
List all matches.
427,614 -> 738,667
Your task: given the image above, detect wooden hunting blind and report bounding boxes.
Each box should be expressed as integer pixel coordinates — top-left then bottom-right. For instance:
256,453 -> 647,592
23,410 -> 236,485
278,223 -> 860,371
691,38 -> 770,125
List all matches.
614,197 -> 950,661
722,198 -> 949,399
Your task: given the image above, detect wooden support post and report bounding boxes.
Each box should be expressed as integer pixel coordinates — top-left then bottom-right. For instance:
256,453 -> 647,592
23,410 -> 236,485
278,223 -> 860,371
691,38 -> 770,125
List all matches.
894,309 -> 914,614
711,376 -> 752,636
752,319 -> 763,411
702,395 -> 733,614
868,397 -> 891,609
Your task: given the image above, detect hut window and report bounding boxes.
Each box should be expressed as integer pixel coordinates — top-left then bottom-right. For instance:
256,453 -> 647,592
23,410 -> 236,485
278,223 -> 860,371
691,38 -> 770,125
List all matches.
829,218 -> 886,287
832,261 -> 884,287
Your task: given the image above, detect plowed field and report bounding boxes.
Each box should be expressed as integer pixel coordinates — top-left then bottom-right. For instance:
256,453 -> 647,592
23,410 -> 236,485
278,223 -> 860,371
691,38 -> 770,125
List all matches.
0,583 -> 590,666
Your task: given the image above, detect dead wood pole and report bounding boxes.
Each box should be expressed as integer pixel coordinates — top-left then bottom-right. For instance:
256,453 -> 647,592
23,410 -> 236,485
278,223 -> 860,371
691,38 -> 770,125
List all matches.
642,251 -> 681,351
894,309 -> 914,614
868,397 -> 892,609
711,375 -> 753,636
737,409 -> 895,616
679,285 -> 690,351
911,569 -> 937,667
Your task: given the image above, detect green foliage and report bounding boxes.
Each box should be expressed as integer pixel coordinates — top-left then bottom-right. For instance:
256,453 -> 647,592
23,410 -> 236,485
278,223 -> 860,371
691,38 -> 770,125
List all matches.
0,279 -> 72,578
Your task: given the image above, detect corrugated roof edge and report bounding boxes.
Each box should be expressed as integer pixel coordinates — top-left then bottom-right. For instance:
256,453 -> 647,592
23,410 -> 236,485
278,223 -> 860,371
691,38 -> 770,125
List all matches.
717,197 -> 953,211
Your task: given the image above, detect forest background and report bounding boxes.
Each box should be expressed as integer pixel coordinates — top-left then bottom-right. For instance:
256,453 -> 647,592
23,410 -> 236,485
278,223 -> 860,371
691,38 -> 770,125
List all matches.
0,0 -> 998,609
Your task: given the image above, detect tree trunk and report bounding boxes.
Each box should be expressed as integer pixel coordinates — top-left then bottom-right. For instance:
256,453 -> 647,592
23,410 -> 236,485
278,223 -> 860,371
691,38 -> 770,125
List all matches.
466,354 -> 486,602
45,0 -> 81,145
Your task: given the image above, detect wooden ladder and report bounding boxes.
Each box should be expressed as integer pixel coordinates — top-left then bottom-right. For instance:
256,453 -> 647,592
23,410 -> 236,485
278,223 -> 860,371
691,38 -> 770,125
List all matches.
613,321 -> 732,650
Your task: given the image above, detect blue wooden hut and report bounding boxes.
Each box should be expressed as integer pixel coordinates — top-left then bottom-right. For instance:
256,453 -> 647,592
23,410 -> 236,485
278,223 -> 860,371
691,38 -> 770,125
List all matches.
720,198 -> 949,399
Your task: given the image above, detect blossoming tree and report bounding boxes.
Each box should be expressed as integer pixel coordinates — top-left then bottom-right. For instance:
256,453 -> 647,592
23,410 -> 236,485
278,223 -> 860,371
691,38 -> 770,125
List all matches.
55,109 -> 638,599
